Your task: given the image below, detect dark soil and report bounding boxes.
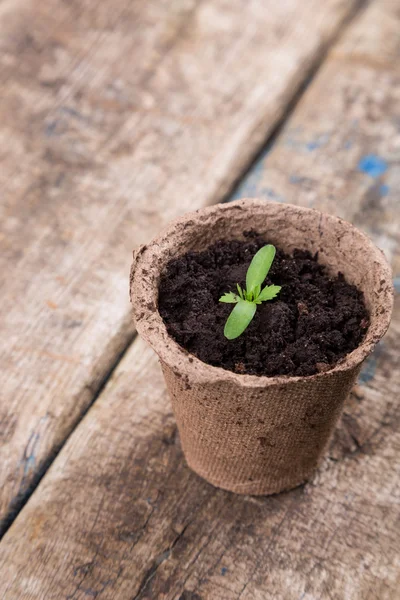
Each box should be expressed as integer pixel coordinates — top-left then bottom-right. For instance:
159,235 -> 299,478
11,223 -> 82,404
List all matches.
158,232 -> 369,377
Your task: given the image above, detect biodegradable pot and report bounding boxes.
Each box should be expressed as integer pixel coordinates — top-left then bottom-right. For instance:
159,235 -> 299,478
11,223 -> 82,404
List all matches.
130,199 -> 393,495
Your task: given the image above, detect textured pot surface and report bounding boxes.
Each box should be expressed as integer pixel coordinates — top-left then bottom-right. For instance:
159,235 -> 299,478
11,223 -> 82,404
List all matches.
130,199 -> 393,495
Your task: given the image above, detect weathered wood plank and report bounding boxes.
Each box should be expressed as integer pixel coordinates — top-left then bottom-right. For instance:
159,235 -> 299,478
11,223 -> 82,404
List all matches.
0,0 -> 361,530
1,0 -> 399,598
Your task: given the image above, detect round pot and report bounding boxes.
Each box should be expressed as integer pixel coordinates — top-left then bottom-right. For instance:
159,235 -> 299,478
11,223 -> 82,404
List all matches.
130,199 -> 393,495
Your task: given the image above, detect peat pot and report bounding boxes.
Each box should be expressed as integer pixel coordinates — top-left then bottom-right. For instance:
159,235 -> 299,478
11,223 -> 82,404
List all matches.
130,199 -> 393,495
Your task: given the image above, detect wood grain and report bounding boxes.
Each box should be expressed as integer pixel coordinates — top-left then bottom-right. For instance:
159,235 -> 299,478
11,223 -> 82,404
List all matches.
1,0 -> 399,598
0,0 -> 361,530
233,0 -> 400,278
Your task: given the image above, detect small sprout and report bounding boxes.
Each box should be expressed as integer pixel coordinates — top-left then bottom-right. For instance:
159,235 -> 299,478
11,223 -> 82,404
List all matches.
219,244 -> 281,340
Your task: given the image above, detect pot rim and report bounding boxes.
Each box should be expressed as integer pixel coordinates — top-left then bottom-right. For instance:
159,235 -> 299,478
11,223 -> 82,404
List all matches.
130,199 -> 394,388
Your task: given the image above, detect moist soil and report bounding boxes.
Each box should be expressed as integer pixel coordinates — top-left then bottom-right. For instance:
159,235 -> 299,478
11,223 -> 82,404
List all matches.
158,232 -> 369,377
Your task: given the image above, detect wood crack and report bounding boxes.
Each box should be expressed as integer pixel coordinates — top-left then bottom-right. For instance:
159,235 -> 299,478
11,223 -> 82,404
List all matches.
132,520 -> 193,600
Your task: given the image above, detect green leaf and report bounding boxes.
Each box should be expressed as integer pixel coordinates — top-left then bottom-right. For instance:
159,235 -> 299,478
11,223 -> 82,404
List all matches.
246,245 -> 276,295
251,284 -> 261,301
236,283 -> 244,299
224,300 -> 257,340
219,292 -> 240,303
257,284 -> 281,302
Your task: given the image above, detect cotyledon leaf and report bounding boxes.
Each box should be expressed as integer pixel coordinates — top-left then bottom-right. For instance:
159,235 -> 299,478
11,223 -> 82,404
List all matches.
224,300 -> 257,340
246,244 -> 276,295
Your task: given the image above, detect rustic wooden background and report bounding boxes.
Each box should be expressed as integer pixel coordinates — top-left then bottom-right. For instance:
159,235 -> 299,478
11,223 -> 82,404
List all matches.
0,0 -> 399,598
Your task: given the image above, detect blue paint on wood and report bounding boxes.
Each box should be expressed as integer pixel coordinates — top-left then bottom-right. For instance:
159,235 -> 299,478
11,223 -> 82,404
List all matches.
283,130 -> 330,153
20,414 -> 48,476
306,133 -> 330,152
231,146 -> 271,200
358,355 -> 377,385
358,155 -> 388,178
22,432 -> 40,476
23,454 -> 37,475
60,106 -> 88,122
306,141 -> 319,151
45,120 -> 60,137
393,277 -> 400,292
379,184 -> 389,196
264,188 -> 285,202
358,342 -> 384,385
289,175 -> 302,184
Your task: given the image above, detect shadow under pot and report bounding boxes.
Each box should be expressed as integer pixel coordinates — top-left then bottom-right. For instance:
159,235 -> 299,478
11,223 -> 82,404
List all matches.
130,199 -> 393,495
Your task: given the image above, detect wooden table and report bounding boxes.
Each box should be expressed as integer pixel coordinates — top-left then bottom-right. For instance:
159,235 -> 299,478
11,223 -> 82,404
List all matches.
0,0 -> 399,598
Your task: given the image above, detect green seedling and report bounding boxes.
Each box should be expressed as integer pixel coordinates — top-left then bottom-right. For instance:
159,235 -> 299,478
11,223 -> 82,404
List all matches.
219,245 -> 281,340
